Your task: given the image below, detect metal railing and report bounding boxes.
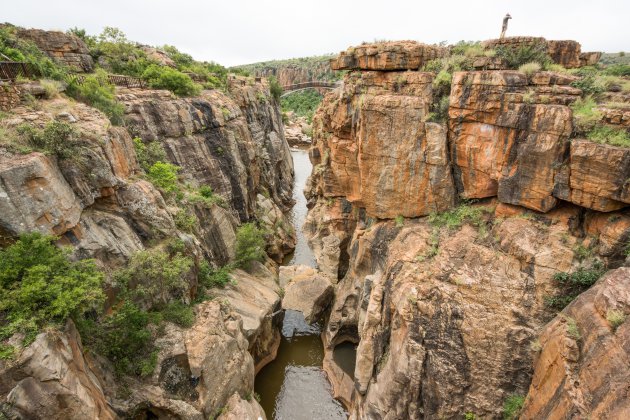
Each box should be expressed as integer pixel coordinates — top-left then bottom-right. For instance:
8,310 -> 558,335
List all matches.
0,62 -> 36,81
71,73 -> 147,89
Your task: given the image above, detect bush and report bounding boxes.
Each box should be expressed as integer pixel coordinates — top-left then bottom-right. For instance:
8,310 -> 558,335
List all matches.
571,74 -> 606,97
147,161 -> 180,193
0,233 -> 104,342
78,301 -> 157,377
428,202 -> 490,230
114,249 -> 193,308
199,261 -> 233,289
268,75 -> 283,101
235,223 -> 267,267
606,309 -> 626,331
174,209 -> 197,233
158,301 -> 195,328
395,215 -> 404,227
518,61 -> 541,76
496,42 -> 552,69
66,69 -> 125,125
503,394 -> 525,420
188,185 -> 225,207
133,137 -> 168,172
142,64 -> 201,97
545,264 -> 605,310
17,120 -> 81,159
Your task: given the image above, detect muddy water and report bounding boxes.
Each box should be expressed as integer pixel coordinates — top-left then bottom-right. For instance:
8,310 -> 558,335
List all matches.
255,150 -> 347,419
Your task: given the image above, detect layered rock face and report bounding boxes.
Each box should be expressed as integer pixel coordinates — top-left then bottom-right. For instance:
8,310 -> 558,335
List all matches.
482,37 -> 584,68
0,74 -> 293,418
13,27 -> 94,72
307,39 -> 630,418
521,267 -> 630,419
330,41 -> 448,71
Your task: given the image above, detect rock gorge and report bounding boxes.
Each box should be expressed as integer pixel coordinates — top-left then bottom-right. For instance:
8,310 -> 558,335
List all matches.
0,25 -> 629,420
306,38 -> 630,419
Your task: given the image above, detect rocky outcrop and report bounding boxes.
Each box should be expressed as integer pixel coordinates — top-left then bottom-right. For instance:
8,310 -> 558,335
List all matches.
330,41 -> 448,71
521,267 -> 630,419
0,74 -> 294,418
217,393 -> 266,420
281,265 -> 333,323
482,37 -> 582,68
0,321 -> 115,420
307,38 -> 630,419
308,71 -> 455,218
14,27 -> 94,72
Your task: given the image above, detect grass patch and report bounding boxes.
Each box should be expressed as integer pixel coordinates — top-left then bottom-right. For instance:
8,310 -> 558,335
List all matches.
606,309 -> 626,331
428,202 -> 490,231
586,125 -> 630,148
503,394 -> 525,420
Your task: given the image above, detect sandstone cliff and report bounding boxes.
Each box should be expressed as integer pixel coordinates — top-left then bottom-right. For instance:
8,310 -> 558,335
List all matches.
0,55 -> 293,418
306,39 -> 630,418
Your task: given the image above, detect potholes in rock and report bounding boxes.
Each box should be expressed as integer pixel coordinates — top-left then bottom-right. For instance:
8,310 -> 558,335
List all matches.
158,355 -> 199,401
332,341 -> 357,379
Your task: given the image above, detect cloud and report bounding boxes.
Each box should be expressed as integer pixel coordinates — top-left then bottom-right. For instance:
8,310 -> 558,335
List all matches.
4,0 -> 627,66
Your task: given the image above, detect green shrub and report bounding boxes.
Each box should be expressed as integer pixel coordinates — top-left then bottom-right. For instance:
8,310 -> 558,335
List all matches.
495,42 -> 552,69
66,69 -> 125,125
451,41 -> 485,57
395,215 -> 404,227
17,120 -> 81,159
0,233 -> 104,342
199,261 -> 233,289
268,75 -> 283,101
587,125 -> 630,148
142,64 -> 201,97
571,74 -> 606,97
158,301 -> 195,328
147,161 -> 180,193
133,137 -> 167,171
77,301 -> 157,377
188,185 -> 225,207
428,202 -> 490,230
114,249 -> 193,308
605,64 -> 630,77
545,264 -> 605,310
503,394 -> 525,420
90,27 -> 153,77
174,209 -> 197,233
235,223 -> 266,267
433,69 -> 452,89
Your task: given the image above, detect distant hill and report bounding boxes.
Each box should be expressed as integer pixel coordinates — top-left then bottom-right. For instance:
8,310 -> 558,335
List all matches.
231,55 -> 343,86
599,52 -> 630,66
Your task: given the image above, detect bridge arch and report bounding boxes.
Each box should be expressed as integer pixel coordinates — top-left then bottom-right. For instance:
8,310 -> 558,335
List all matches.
280,80 -> 340,97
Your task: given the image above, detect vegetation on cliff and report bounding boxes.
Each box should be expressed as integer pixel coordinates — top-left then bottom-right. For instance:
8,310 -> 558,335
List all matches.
281,88 -> 323,122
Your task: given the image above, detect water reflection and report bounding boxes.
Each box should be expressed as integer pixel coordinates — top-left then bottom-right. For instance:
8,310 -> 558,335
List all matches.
255,150 -> 346,420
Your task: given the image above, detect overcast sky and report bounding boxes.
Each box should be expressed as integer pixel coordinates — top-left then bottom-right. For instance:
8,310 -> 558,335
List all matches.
4,0 -> 628,67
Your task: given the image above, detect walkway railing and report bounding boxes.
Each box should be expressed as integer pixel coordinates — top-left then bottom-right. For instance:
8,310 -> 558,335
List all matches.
71,73 -> 147,89
0,62 -> 36,81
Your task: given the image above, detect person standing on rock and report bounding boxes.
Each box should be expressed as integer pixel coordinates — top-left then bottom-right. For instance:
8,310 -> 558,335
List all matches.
500,13 -> 512,38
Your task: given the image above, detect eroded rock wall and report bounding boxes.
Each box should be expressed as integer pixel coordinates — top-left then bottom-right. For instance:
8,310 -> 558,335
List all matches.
0,75 -> 292,419
307,39 -> 630,418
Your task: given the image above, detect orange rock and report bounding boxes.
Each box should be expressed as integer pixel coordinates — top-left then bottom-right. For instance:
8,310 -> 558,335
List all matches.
521,267 -> 630,419
330,41 -> 448,71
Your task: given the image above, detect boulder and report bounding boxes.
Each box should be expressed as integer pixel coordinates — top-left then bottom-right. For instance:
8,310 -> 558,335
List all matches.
281,265 -> 333,323
0,321 -> 116,420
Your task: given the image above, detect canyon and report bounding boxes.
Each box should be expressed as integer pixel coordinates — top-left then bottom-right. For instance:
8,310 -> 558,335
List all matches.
0,26 -> 629,420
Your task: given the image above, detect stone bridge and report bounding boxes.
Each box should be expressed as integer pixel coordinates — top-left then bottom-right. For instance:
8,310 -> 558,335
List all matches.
280,80 -> 340,97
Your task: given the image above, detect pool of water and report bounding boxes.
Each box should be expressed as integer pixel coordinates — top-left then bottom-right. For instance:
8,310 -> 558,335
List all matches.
255,150 -> 347,419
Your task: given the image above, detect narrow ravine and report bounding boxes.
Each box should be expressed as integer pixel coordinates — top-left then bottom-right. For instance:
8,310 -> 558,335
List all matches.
255,149 -> 347,419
